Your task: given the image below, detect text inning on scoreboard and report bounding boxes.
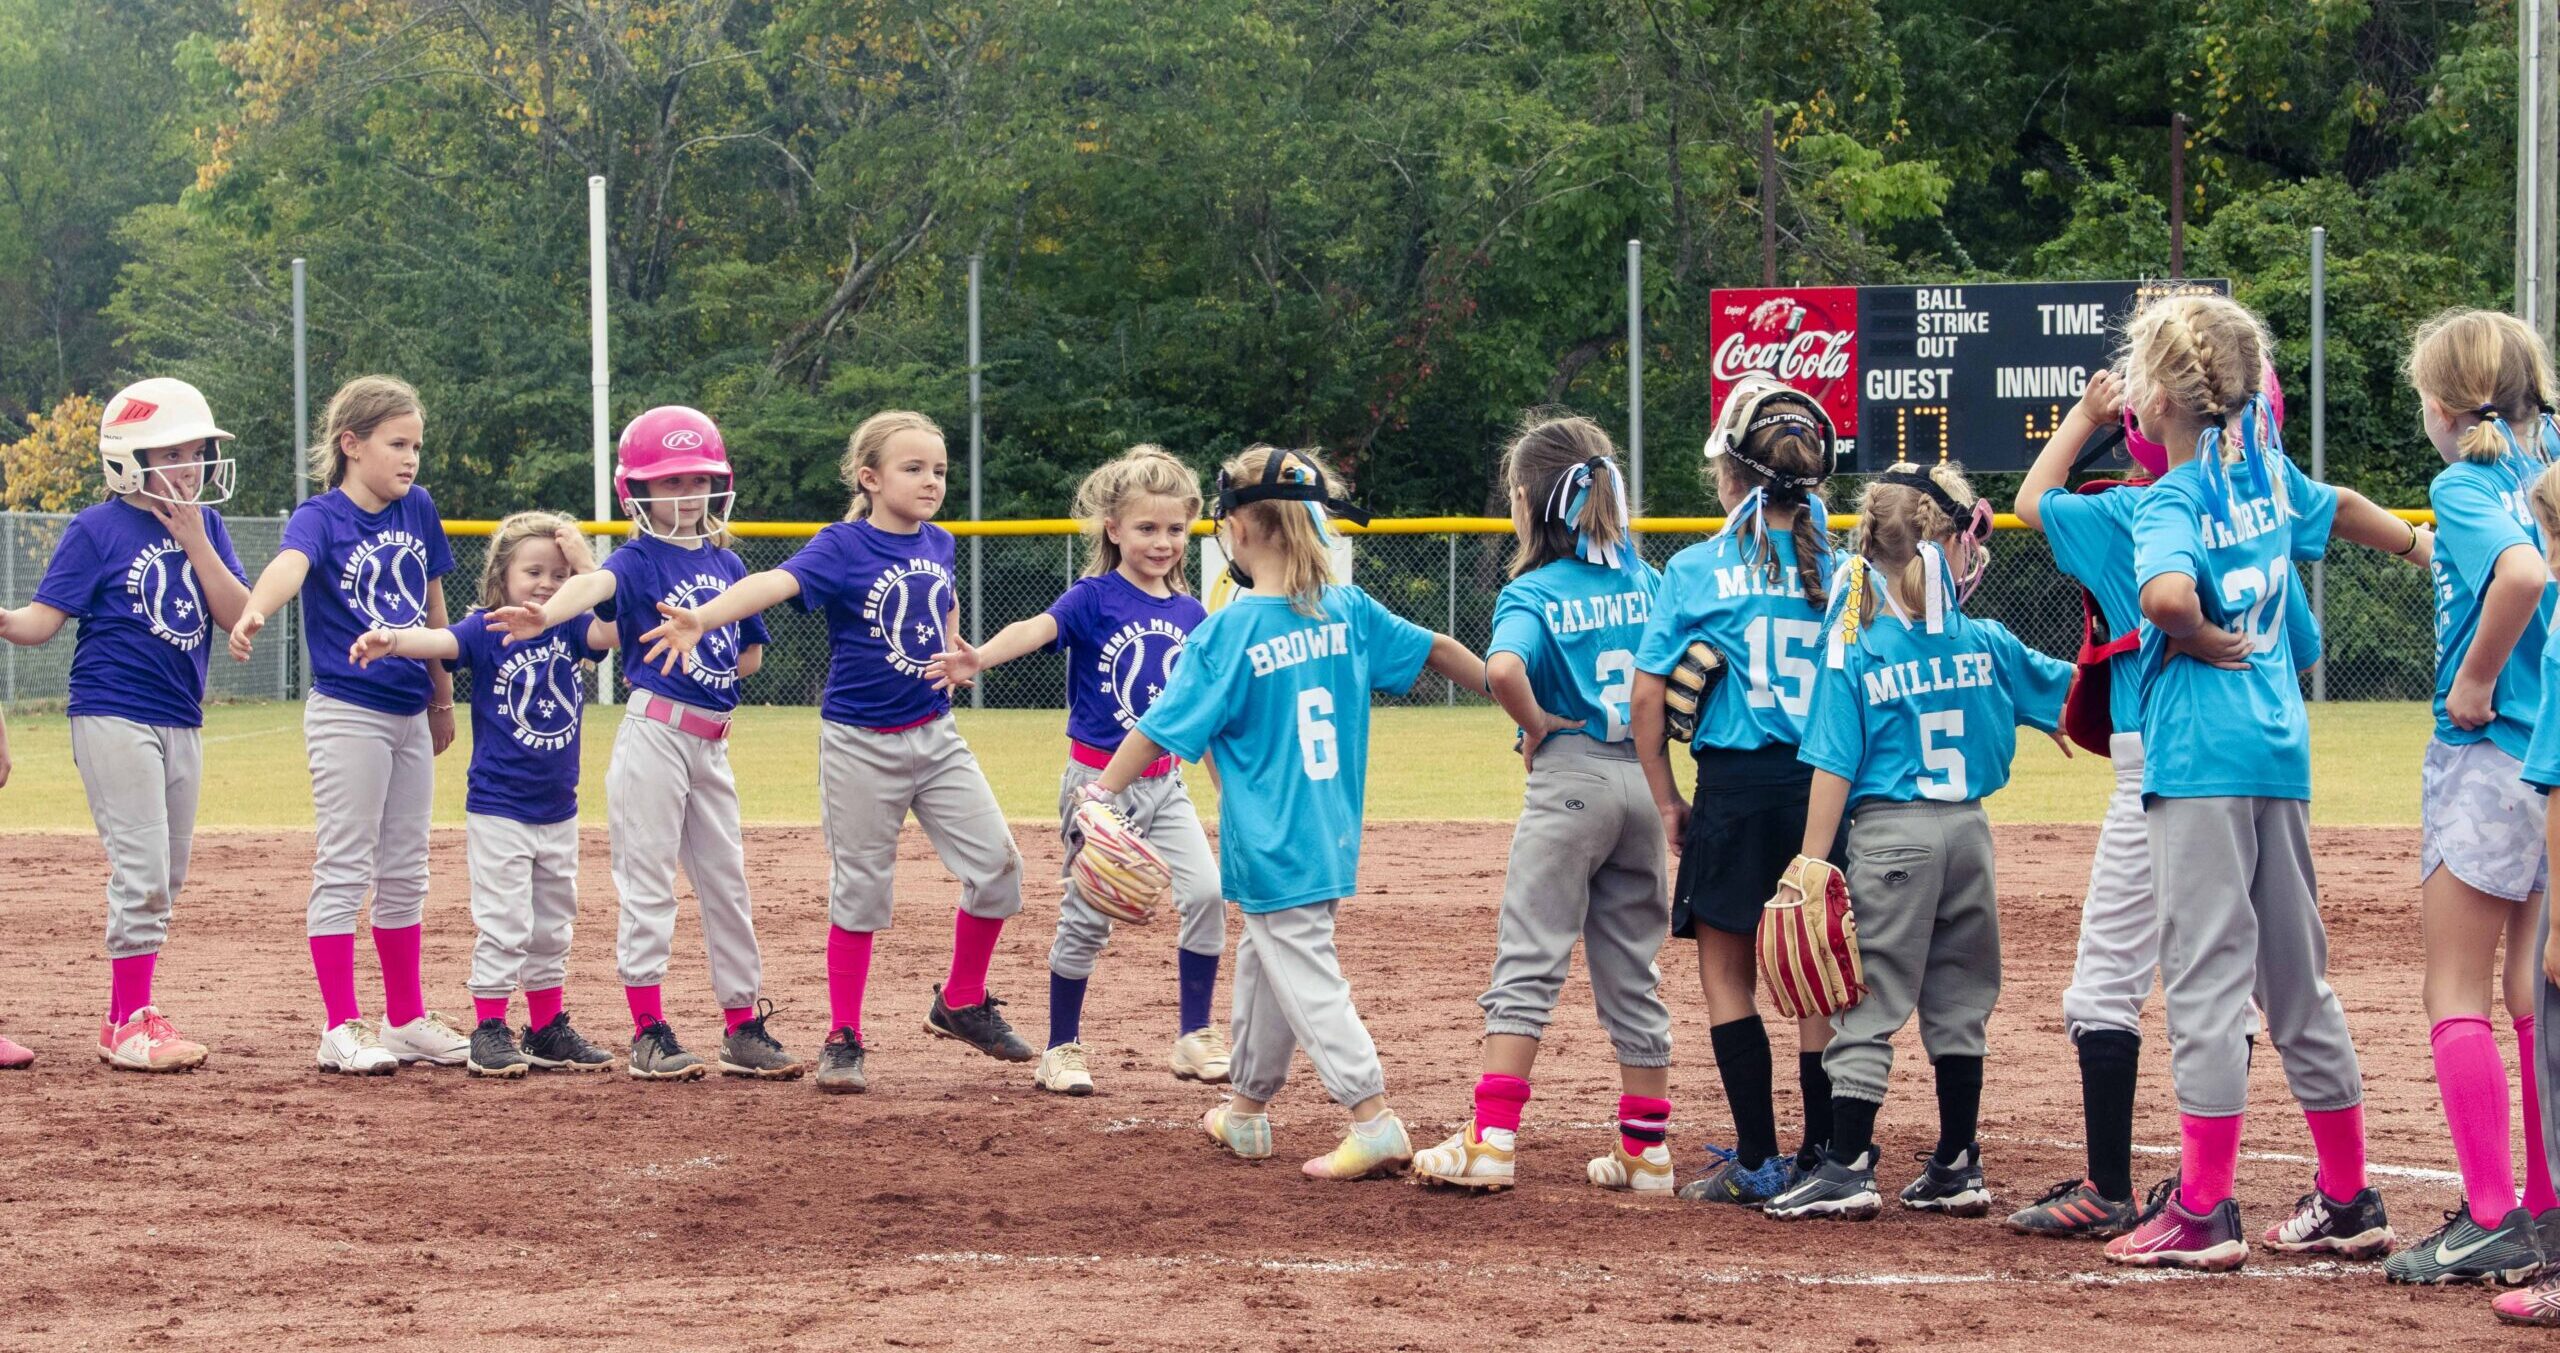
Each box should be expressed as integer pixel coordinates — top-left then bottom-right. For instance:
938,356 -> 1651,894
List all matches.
1709,279 -> 2228,473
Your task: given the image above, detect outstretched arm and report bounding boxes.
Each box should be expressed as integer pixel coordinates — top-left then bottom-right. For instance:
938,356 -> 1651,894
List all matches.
637,569 -> 800,675
2331,489 -> 2431,568
0,601 -> 68,648
1424,632 -> 1487,695
929,613 -> 1061,694
351,626 -> 463,667
230,549 -> 311,662
489,569 -> 618,642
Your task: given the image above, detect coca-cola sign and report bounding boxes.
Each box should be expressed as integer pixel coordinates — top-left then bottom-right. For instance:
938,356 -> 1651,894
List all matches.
1709,287 -> 1860,460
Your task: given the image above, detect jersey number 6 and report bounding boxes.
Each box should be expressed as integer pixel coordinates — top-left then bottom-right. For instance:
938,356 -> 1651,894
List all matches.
1298,688 -> 1340,781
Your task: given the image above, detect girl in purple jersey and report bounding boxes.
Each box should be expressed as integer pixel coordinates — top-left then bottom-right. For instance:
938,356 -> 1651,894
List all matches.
0,377 -> 249,1073
925,446 -> 1225,1097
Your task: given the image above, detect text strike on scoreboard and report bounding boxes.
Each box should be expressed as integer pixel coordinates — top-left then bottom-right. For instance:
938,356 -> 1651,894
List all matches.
1709,279 -> 2230,473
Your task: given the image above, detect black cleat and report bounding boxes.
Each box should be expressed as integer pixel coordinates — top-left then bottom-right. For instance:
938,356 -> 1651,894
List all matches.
521,1012 -> 615,1072
719,998 -> 806,1079
1763,1146 -> 1882,1221
814,1027 -> 869,1094
1899,1144 -> 1992,1216
465,1018 -> 530,1079
924,985 -> 1035,1062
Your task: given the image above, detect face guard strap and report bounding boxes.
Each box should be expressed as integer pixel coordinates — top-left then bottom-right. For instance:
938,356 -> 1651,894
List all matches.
1211,449 -> 1370,527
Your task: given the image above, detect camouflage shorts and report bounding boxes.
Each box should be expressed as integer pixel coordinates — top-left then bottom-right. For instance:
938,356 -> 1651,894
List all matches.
2421,737 -> 2550,902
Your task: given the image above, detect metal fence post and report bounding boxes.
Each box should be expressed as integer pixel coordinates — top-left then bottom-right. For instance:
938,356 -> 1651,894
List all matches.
2310,226 -> 2328,703
1627,239 -> 1644,518
4,514 -> 14,706
293,258 -> 312,701
1445,533 -> 1457,705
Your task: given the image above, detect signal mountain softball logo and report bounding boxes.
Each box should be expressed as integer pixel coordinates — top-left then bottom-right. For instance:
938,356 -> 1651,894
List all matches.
1094,618 -> 1188,728
337,530 -> 433,630
864,557 -> 956,677
123,540 -> 209,650
489,635 -> 585,752
660,573 -> 746,691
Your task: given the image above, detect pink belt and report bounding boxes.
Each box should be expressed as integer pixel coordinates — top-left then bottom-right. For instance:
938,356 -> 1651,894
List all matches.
1071,739 -> 1173,779
636,692 -> 730,741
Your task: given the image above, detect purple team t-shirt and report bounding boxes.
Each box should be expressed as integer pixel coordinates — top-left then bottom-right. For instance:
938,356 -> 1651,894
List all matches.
33,499 -> 248,728
448,609 -> 608,825
281,486 -> 456,716
778,519 -> 958,730
596,535 -> 770,714
1045,571 -> 1206,751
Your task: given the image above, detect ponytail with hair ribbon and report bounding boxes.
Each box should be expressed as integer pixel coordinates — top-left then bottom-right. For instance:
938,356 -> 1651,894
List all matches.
1821,540 -> 1962,672
2194,391 -> 2291,531
2474,404 -> 2549,490
1545,455 -> 1632,570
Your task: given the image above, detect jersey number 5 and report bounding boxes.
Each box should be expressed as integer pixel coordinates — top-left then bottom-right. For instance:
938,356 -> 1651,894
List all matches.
1919,709 -> 1969,801
1298,688 -> 1339,781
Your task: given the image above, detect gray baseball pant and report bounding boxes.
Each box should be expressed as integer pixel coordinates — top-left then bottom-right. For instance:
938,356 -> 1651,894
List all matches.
1227,901 -> 1387,1108
2147,795 -> 2363,1116
466,813 -> 580,1000
1050,760 -> 1223,978
70,716 -> 203,959
818,715 -> 1023,932
1823,799 -> 2002,1104
1476,736 -> 1672,1068
303,691 -> 433,935
608,702 -> 764,1010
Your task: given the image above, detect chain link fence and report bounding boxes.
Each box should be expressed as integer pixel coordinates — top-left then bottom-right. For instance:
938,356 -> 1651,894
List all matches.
0,513 -> 2436,711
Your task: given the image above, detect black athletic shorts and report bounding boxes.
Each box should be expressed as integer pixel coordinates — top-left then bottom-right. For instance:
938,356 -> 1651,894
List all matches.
1669,742 -> 1813,940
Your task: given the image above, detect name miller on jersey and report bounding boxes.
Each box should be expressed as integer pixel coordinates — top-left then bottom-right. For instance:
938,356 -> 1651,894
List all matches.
1860,650 -> 1998,706
1542,587 -> 1652,635
1714,563 -> 1809,601
1246,621 -> 1353,677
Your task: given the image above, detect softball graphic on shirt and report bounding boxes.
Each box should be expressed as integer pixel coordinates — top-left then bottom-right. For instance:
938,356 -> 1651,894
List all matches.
664,572 -> 747,692
1095,618 -> 1188,729
863,557 -> 956,678
493,636 -> 584,753
337,530 -> 433,629
123,539 -> 211,651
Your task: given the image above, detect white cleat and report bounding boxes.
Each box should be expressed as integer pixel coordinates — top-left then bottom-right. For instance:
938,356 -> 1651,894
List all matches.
1411,1124 -> 1517,1191
377,1011 -> 471,1067
315,1019 -> 399,1076
1588,1141 -> 1677,1193
1035,1042 -> 1096,1096
1169,1026 -> 1232,1083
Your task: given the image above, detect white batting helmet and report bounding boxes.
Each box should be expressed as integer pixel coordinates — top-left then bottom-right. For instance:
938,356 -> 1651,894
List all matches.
99,378 -> 237,506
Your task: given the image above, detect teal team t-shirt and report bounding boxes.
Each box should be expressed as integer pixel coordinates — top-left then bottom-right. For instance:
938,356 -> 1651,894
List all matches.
1635,498 -> 1836,752
2041,483 -> 2324,738
1799,593 -> 2072,809
1488,556 -> 1662,744
2517,640 -> 2560,792
2428,455 -> 2552,762
2132,453 -> 2340,801
1136,584 -> 1435,913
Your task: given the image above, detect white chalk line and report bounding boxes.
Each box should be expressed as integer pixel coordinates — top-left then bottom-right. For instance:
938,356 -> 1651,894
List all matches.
903,1249 -> 2371,1288
1097,1115 -> 2465,1185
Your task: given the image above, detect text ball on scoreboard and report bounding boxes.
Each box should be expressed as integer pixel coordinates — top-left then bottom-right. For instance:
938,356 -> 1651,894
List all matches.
1709,278 -> 2228,474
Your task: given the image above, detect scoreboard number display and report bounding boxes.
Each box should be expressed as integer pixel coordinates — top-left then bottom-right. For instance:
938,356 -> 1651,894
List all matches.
1710,278 -> 2229,473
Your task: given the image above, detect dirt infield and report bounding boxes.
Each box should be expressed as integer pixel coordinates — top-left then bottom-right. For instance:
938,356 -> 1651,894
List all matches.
0,820 -> 2532,1350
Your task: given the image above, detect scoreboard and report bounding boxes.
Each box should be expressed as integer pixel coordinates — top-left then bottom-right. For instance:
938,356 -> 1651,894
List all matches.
1709,278 -> 2230,473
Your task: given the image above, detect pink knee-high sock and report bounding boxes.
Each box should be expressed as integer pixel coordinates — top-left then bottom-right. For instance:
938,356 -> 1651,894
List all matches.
373,924 -> 425,1027
473,997 -> 509,1025
828,926 -> 874,1037
2179,1112 -> 2244,1214
108,953 -> 156,1025
625,984 -> 665,1036
1618,1094 -> 1673,1158
310,934 -> 361,1030
723,1005 -> 754,1032
526,986 -> 563,1032
941,912 -> 1005,1010
2430,1016 -> 2516,1224
2520,1017 -> 2557,1214
1473,1074 -> 1531,1141
2304,1104 -> 2369,1202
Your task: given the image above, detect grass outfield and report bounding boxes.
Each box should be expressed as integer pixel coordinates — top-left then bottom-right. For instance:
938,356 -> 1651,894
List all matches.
0,700 -> 2432,832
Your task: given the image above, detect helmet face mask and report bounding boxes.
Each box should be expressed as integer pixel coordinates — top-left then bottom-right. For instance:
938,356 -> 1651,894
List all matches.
107,439 -> 239,508
100,378 -> 236,508
621,481 -> 735,544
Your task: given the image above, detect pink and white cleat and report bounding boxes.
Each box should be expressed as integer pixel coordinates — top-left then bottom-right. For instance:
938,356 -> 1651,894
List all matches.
97,1006 -> 209,1073
2104,1178 -> 2248,1272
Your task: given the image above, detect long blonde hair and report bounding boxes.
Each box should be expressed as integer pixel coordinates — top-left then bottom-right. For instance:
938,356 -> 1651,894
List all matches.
2121,293 -> 2269,435
1502,412 -> 1632,579
841,410 -> 944,521
1847,461 -> 1980,627
2407,308 -> 2556,465
1218,444 -> 1340,616
312,375 -> 423,488
478,510 -> 576,610
1075,445 -> 1203,588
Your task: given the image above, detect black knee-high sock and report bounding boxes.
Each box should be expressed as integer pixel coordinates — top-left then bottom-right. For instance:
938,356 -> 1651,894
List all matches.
2077,1030 -> 2141,1202
1710,1016 -> 1779,1167
1798,1051 -> 1835,1167
1829,1094 -> 1880,1163
1932,1055 -> 1985,1164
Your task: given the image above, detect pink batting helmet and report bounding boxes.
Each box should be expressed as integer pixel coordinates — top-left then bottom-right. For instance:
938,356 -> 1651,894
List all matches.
2121,358 -> 2285,477
616,405 -> 736,542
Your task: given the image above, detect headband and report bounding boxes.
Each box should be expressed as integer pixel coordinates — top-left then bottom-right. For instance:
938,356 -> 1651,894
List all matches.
1875,470 -> 1993,542
1212,449 -> 1371,526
